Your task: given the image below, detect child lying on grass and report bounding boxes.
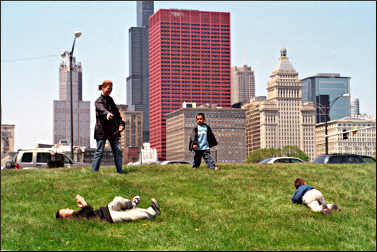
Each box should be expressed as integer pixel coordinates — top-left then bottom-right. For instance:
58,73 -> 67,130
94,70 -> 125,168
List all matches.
291,178 -> 341,215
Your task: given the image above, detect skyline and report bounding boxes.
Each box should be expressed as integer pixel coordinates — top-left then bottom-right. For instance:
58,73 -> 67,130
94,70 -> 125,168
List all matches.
1,1 -> 376,150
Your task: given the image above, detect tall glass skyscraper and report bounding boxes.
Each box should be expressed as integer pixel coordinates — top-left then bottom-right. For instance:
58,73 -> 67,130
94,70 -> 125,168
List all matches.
126,1 -> 154,142
301,73 -> 351,123
149,9 -> 231,160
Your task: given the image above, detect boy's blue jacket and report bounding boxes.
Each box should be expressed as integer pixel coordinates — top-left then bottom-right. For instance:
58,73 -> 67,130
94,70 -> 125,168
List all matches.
291,185 -> 313,204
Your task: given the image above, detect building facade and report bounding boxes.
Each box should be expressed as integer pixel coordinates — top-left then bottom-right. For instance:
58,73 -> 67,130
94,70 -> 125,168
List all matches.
53,57 -> 90,147
118,105 -> 143,148
243,97 -> 266,154
127,1 -> 154,142
166,104 -> 246,163
244,49 -> 316,160
149,9 -> 231,160
301,73 -> 351,123
315,118 -> 376,157
104,104 -> 143,147
1,124 -> 15,154
1,124 -> 16,166
351,98 -> 360,119
231,65 -> 255,105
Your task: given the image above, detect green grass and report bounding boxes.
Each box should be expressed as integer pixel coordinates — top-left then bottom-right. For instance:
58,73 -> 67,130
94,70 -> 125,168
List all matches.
1,163 -> 376,250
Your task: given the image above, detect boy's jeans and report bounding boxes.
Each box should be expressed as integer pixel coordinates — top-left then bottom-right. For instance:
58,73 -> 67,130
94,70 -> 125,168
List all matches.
193,149 -> 216,169
91,138 -> 124,173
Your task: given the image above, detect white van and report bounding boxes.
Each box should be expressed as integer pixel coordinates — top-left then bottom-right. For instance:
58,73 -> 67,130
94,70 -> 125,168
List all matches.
9,148 -> 74,169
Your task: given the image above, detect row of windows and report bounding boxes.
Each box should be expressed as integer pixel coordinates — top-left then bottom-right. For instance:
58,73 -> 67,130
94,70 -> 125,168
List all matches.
161,34 -> 230,39
161,22 -> 229,27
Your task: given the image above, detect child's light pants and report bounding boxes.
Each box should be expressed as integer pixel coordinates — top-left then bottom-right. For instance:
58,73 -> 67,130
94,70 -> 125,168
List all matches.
302,189 -> 336,212
107,196 -> 158,223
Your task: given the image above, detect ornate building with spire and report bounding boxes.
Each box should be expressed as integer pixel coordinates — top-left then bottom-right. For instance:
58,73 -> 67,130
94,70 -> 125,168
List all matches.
244,48 -> 316,160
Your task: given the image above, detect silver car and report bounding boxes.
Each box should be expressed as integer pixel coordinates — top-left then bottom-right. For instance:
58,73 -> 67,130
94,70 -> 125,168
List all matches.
258,157 -> 304,164
8,148 -> 74,169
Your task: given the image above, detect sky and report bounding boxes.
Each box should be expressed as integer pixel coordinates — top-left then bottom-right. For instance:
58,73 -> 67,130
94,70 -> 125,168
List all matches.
1,1 -> 376,150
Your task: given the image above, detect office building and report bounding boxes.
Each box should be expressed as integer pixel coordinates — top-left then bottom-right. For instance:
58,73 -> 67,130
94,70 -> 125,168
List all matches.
351,98 -> 360,119
149,9 -> 231,160
127,1 -> 154,142
315,117 -> 376,157
301,73 -> 351,123
53,57 -> 90,147
118,105 -> 143,148
166,104 -> 246,163
244,49 -> 316,160
1,124 -> 15,167
231,65 -> 255,105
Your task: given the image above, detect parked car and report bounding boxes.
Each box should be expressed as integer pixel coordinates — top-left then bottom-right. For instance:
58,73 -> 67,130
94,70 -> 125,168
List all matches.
258,157 -> 304,164
159,160 -> 192,165
5,148 -> 74,170
313,153 -> 376,164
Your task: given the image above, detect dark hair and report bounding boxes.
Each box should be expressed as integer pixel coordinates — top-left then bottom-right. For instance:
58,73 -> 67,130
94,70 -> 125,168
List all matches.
56,210 -> 62,219
294,178 -> 305,189
196,113 -> 205,120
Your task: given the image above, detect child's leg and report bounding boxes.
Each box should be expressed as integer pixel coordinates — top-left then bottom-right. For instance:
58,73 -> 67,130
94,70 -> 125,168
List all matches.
306,200 -> 323,212
303,189 -> 331,214
302,189 -> 327,210
203,149 -> 216,169
193,150 -> 203,168
107,196 -> 133,211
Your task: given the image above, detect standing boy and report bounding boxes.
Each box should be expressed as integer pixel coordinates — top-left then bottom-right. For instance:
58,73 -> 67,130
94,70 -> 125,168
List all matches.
291,178 -> 340,215
189,113 -> 218,170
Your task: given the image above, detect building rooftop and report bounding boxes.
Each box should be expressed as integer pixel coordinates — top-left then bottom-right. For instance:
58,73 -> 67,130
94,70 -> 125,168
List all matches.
301,73 -> 351,81
272,48 -> 296,73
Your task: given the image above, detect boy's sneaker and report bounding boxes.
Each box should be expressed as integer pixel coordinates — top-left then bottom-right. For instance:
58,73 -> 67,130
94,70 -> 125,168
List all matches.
322,208 -> 331,215
151,198 -> 160,215
214,167 -> 220,170
331,204 -> 341,211
132,196 -> 140,208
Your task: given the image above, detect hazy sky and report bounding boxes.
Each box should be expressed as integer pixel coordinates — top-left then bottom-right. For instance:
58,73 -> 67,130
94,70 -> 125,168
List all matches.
1,1 -> 376,150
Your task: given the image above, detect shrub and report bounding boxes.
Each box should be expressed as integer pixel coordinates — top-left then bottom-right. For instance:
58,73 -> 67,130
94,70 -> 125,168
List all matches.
281,145 -> 309,161
246,146 -> 309,163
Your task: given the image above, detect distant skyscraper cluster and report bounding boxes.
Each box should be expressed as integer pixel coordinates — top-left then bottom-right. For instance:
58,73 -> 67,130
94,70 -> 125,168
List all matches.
53,57 -> 90,147
46,1 -> 374,163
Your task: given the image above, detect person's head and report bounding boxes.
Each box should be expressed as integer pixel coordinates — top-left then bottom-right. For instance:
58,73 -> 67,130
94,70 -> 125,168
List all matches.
56,208 -> 75,219
294,178 -> 306,189
98,80 -> 113,96
196,113 -> 205,125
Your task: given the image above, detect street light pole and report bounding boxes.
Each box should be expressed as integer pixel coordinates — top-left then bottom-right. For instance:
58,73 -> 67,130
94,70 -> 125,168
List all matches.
61,31 -> 82,160
323,93 -> 350,155
325,105 -> 329,155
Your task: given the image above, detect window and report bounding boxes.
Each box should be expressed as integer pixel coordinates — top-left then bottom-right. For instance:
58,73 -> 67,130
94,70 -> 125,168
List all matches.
37,153 -> 51,163
21,152 -> 33,162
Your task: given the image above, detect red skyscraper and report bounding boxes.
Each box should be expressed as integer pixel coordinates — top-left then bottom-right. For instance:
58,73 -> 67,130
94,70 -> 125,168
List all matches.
149,9 -> 231,160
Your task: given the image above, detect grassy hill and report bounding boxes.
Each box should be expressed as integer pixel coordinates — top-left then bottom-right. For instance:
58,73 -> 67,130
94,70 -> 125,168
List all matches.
1,163 -> 376,250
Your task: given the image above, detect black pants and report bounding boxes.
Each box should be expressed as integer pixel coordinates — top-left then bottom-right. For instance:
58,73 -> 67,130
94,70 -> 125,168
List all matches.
193,149 -> 215,169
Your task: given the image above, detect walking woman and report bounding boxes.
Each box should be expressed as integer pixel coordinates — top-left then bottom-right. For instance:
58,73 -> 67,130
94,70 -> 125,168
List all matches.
91,80 -> 126,174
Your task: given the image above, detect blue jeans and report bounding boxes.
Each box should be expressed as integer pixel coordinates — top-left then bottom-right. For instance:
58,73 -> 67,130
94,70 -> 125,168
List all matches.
193,149 -> 216,169
91,138 -> 124,173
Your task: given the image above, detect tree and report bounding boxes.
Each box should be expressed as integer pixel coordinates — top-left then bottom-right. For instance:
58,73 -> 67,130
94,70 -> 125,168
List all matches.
281,145 -> 309,161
